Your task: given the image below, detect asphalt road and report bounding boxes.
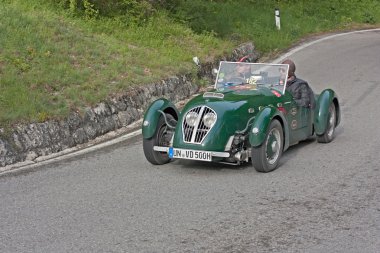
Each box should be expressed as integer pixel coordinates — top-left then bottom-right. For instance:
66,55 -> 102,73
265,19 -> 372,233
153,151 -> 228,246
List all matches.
1,29 -> 380,253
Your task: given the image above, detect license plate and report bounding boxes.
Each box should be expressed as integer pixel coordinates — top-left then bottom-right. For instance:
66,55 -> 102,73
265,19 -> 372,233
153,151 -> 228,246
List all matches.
169,148 -> 212,161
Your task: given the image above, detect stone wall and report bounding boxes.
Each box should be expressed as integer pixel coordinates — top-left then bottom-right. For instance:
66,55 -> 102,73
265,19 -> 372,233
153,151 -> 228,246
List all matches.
0,42 -> 258,167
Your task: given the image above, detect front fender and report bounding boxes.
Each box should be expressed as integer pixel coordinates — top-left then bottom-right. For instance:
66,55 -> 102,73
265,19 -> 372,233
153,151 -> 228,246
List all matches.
249,107 -> 289,149
142,98 -> 179,139
314,89 -> 340,135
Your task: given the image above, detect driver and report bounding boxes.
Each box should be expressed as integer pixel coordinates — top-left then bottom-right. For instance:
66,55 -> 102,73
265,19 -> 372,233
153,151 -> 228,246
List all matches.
235,56 -> 252,80
224,55 -> 258,86
282,59 -> 315,108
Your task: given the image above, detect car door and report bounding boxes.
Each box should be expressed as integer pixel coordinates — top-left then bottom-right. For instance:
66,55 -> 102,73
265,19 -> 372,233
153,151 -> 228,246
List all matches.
287,100 -> 312,145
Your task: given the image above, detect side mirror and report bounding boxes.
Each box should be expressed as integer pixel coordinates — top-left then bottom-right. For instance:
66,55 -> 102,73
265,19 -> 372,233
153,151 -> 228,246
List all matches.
212,68 -> 218,76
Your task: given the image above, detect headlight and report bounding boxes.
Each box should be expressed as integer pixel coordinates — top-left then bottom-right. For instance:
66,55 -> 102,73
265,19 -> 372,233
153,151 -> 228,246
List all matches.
252,127 -> 259,134
185,112 -> 198,127
203,112 -> 217,128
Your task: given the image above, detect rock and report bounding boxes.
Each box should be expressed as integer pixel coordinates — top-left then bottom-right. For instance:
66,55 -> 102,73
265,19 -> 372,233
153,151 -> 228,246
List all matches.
73,128 -> 88,145
25,151 -> 38,161
93,102 -> 112,116
231,42 -> 260,62
67,113 -> 82,130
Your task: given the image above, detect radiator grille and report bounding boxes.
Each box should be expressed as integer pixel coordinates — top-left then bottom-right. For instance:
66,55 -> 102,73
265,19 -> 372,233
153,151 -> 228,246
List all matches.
183,106 -> 216,144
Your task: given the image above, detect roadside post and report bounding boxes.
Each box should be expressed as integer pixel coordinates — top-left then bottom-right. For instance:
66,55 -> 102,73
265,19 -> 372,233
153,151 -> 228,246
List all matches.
275,8 -> 281,30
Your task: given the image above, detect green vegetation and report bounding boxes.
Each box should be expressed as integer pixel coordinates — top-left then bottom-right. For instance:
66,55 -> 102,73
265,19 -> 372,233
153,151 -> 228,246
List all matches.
0,0 -> 379,128
169,0 -> 380,54
0,0 -> 230,126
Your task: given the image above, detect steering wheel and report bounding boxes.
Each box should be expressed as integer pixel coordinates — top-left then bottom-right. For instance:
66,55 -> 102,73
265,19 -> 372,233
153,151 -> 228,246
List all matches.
227,77 -> 246,84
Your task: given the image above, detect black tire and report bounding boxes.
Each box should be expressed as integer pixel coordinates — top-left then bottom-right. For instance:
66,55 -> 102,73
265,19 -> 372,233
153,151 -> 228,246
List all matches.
317,103 -> 336,143
143,114 -> 174,165
251,119 -> 284,173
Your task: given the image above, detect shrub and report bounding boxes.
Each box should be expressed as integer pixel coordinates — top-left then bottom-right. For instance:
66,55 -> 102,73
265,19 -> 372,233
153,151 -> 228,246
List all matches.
47,0 -> 162,24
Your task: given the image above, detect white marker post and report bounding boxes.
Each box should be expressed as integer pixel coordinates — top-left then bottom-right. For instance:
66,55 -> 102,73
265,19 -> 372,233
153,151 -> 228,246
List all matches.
275,8 -> 281,30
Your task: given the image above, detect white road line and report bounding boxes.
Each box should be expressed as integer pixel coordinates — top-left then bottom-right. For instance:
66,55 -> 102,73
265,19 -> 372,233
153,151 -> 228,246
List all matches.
273,28 -> 380,63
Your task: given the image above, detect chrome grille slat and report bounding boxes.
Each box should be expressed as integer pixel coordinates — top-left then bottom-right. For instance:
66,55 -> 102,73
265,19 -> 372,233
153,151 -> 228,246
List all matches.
182,106 -> 217,144
190,106 -> 205,143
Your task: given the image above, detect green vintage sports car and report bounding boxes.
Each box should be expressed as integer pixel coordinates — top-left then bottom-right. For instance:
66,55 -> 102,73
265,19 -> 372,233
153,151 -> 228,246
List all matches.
142,62 -> 340,172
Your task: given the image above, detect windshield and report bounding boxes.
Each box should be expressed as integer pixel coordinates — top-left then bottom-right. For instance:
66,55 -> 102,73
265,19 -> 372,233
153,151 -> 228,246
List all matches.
214,61 -> 289,94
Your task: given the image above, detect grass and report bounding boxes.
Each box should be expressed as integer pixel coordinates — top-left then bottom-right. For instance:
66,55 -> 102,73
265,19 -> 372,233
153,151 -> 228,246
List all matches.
172,0 -> 380,53
0,0 -> 379,129
0,0 -> 232,127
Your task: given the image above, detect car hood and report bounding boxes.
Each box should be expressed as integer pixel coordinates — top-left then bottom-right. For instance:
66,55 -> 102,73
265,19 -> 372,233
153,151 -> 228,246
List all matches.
172,88 -> 282,151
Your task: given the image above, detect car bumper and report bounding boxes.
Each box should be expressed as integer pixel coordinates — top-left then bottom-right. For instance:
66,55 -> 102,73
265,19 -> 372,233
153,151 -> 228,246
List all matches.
153,146 -> 230,162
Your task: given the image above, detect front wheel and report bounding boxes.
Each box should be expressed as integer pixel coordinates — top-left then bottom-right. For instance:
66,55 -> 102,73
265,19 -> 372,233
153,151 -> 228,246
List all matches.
317,102 -> 336,143
143,114 -> 174,165
251,119 -> 283,173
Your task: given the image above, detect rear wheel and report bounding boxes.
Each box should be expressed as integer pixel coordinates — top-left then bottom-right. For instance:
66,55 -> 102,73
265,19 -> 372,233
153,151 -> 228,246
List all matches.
252,119 -> 283,172
143,114 -> 174,165
317,103 -> 336,143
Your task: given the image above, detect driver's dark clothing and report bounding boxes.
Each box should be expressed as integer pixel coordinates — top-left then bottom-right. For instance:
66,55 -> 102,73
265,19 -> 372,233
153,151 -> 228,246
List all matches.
286,76 -> 315,109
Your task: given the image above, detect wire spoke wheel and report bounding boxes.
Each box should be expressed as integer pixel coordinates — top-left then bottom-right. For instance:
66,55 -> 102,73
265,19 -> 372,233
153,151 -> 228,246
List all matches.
252,119 -> 283,172
326,104 -> 336,138
265,128 -> 281,165
143,114 -> 174,165
317,103 -> 336,143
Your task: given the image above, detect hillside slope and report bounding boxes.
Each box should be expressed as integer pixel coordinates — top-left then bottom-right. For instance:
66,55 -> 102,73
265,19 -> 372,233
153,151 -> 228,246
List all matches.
0,0 -> 379,128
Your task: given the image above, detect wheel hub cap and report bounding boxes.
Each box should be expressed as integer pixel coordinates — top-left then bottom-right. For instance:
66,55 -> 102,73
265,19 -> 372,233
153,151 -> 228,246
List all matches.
266,129 -> 281,165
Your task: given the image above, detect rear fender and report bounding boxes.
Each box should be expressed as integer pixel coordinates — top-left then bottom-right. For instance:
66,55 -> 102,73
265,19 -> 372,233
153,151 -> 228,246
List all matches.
314,89 -> 340,135
249,107 -> 289,150
142,99 -> 179,139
